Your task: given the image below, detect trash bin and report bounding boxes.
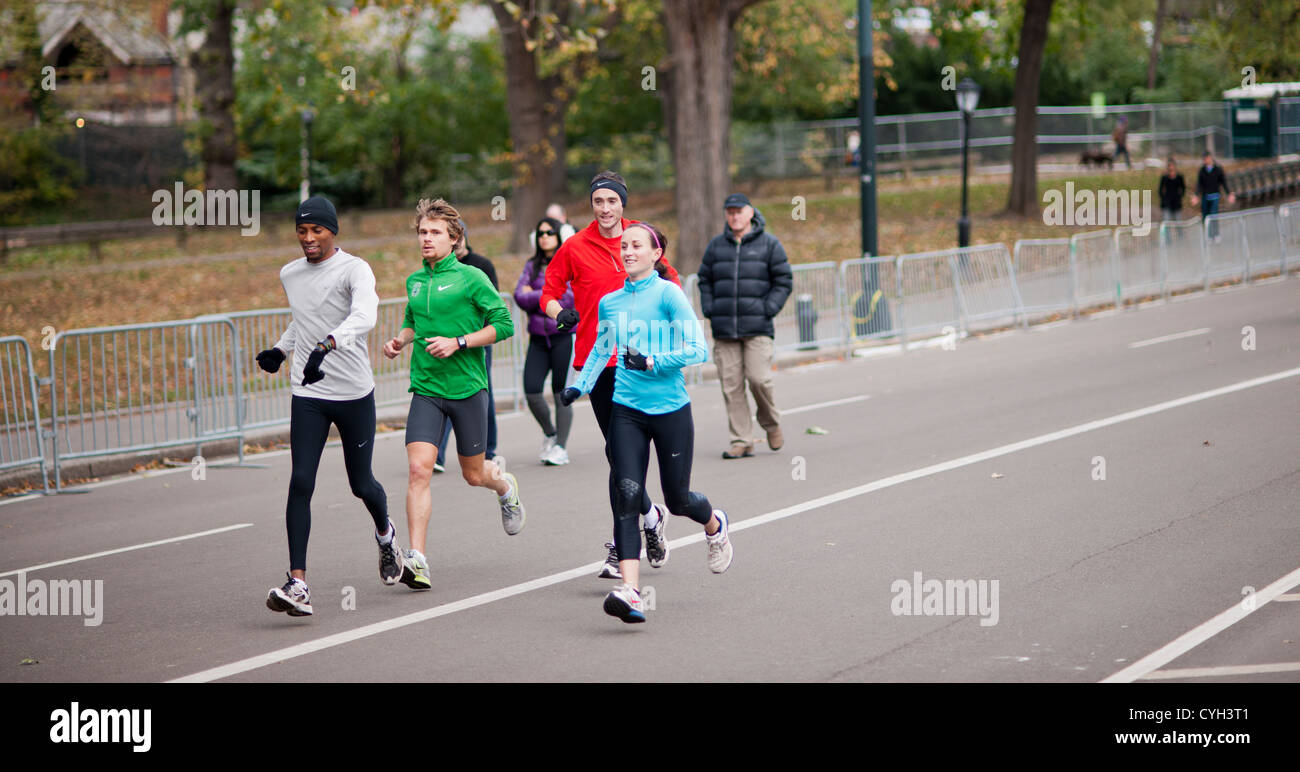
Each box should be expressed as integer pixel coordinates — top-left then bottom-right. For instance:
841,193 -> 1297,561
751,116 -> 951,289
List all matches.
796,293 -> 818,350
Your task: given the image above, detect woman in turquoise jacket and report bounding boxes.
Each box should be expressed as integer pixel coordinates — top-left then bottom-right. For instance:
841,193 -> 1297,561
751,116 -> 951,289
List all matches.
562,223 -> 734,623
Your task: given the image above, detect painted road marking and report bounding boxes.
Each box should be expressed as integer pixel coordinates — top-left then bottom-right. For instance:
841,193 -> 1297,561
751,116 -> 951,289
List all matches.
1103,565 -> 1300,683
1128,328 -> 1211,348
0,523 -> 254,578
1140,661 -> 1300,680
175,365 -> 1300,683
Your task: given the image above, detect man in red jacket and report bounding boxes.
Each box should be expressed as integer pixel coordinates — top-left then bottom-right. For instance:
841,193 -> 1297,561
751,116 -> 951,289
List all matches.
541,170 -> 682,580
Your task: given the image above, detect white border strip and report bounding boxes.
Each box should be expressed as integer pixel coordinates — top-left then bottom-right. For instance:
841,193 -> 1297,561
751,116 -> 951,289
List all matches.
173,365 -> 1300,683
0,523 -> 254,578
1140,661 -> 1300,680
1128,328 -> 1211,348
781,395 -> 870,415
1104,565 -> 1300,683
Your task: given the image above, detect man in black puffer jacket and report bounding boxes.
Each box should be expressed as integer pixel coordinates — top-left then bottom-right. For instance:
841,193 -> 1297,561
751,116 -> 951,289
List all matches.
698,193 -> 794,459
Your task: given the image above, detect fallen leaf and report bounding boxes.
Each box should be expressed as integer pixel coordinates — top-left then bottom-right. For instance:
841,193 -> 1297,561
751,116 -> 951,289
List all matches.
991,473 -> 1004,479
20,658 -> 38,666
1203,440 -> 1212,446
806,426 -> 829,435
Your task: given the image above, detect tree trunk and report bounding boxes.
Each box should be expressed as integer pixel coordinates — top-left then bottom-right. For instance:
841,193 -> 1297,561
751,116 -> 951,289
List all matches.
661,0 -> 759,277
489,2 -> 572,254
1006,0 -> 1054,216
1146,0 -> 1168,90
193,0 -> 238,191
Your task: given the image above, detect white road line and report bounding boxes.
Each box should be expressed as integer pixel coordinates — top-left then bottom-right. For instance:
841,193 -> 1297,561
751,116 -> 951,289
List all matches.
1102,565 -> 1300,683
0,523 -> 254,578
173,364 -> 1300,683
781,395 -> 870,415
1273,593 -> 1300,601
1139,662 -> 1300,680
1128,328 -> 1211,348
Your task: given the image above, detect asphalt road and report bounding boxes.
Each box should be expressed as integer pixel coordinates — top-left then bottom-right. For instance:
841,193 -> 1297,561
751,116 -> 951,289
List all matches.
1,278 -> 1297,682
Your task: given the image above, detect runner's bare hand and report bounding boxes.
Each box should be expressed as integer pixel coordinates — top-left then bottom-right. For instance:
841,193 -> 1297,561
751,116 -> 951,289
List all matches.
425,336 -> 458,358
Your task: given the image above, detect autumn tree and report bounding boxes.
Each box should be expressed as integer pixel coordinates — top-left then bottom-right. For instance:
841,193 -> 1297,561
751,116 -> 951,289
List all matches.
487,1 -> 622,253
1006,0 -> 1053,216
659,0 -> 770,276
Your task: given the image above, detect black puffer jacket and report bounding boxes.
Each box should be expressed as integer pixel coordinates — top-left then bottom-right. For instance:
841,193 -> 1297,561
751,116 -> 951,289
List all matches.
698,208 -> 793,339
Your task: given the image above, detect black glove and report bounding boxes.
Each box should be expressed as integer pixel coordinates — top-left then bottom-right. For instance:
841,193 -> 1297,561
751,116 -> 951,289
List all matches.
302,345 -> 329,385
256,347 -> 286,374
623,344 -> 649,371
556,308 -> 580,332
560,387 -> 580,406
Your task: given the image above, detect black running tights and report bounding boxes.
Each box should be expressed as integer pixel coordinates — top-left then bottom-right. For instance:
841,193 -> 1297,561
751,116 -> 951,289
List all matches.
287,391 -> 388,571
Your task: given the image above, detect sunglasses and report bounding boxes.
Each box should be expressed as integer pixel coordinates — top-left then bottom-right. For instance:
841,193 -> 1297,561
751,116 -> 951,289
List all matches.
537,229 -> 557,236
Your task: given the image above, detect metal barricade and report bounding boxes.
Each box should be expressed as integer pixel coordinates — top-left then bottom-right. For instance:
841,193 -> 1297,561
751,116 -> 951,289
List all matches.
1203,209 -> 1251,283
1012,238 -> 1072,318
771,262 -> 845,354
1240,207 -> 1284,281
1202,207 -> 1285,284
1069,230 -> 1118,309
373,298 -> 416,411
1282,202 -> 1300,275
490,291 -> 528,413
839,256 -> 900,345
897,248 -> 962,339
0,336 -> 49,491
950,243 -> 1022,331
225,306 -> 294,430
1159,217 -> 1208,294
681,274 -> 710,385
48,318 -> 244,490
1114,225 -> 1163,303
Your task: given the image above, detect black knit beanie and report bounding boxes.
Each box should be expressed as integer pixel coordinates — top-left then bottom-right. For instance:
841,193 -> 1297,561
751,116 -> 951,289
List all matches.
295,195 -> 339,235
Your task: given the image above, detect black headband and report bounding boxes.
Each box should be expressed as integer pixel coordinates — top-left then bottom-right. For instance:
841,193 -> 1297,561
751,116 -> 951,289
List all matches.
590,179 -> 628,207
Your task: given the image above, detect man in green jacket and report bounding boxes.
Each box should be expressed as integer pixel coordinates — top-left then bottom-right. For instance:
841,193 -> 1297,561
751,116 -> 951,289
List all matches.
382,198 -> 523,590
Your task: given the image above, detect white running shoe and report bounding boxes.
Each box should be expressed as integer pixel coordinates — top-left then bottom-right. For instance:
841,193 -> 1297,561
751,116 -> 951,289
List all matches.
706,509 -> 733,574
603,583 -> 645,623
644,504 -> 669,568
266,572 -> 313,616
400,549 -> 431,591
598,542 -> 622,579
376,521 -> 404,586
539,435 -> 556,463
543,444 -> 570,466
499,473 -> 525,535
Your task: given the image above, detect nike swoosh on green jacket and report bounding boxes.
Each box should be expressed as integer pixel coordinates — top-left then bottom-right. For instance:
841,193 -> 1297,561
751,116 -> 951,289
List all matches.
402,252 -> 514,399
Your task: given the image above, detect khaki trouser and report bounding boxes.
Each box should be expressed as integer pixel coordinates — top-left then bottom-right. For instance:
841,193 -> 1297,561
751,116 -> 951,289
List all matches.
713,336 -> 780,446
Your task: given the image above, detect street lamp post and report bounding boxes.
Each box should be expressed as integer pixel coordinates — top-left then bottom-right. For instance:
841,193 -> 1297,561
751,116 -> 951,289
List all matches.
300,107 -> 315,203
956,77 -> 980,248
856,0 -> 892,335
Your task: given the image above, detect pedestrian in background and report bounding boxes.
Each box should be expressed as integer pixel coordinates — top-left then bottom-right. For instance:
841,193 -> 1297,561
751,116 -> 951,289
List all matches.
515,216 -> 576,466
697,193 -> 793,459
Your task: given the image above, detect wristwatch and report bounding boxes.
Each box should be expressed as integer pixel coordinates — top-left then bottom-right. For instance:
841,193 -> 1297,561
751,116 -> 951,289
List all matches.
457,335 -> 468,350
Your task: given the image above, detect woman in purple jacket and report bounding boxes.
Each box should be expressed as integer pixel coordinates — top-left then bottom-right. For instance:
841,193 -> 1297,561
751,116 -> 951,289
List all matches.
514,217 -> 576,465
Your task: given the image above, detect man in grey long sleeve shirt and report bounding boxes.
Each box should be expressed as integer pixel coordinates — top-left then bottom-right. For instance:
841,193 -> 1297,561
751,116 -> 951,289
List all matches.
259,195 -> 403,618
